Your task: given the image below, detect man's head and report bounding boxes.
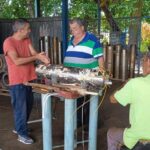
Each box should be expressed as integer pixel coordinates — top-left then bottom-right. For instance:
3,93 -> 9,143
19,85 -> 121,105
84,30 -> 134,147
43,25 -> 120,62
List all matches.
12,18 -> 31,39
142,51 -> 150,75
69,18 -> 87,37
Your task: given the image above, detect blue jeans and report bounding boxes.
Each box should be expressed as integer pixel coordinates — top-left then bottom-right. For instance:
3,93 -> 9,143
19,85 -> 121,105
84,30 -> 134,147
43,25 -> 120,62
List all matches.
9,84 -> 33,136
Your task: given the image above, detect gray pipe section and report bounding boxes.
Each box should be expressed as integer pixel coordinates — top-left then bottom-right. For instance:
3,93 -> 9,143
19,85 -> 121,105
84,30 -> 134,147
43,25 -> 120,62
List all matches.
129,45 -> 136,78
114,45 -> 121,79
39,37 -> 44,52
44,36 -> 50,57
64,99 -> 76,150
106,45 -> 114,76
41,94 -> 52,150
121,48 -> 128,81
88,95 -> 99,150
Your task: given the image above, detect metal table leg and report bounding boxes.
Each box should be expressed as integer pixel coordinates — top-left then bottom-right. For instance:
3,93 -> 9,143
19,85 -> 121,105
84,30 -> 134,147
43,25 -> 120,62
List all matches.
41,94 -> 52,150
88,95 -> 99,150
64,98 -> 76,150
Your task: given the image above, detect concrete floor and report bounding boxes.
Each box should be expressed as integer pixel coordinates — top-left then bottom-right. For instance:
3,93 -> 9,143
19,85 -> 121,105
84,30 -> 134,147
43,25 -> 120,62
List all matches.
0,81 -> 129,150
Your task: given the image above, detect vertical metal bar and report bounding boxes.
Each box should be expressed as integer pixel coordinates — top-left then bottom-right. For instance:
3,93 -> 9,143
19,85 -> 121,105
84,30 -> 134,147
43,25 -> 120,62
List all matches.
88,95 -> 99,150
58,41 -> 62,64
39,37 -> 44,52
74,100 -> 77,149
106,45 -> 114,76
129,45 -> 136,78
64,99 -> 75,150
50,37 -> 54,64
44,36 -> 50,57
97,0 -> 101,38
121,48 -> 128,81
62,0 -> 68,59
114,45 -> 121,79
41,94 -> 52,150
34,0 -> 41,17
53,37 -> 57,64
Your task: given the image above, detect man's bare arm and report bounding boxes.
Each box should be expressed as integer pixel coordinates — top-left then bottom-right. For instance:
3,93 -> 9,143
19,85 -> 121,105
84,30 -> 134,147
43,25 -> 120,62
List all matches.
6,47 -> 50,66
110,94 -> 118,103
7,50 -> 38,65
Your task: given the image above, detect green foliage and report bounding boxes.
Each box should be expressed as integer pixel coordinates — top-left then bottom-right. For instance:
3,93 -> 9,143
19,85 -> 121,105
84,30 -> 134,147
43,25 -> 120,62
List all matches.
0,0 -> 32,18
40,0 -> 62,17
109,0 -> 150,18
140,39 -> 150,53
69,0 -> 98,19
0,0 -> 62,18
0,0 -> 149,20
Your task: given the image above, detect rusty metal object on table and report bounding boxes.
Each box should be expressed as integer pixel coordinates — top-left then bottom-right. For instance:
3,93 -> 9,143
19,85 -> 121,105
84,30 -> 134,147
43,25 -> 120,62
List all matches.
35,64 -> 111,94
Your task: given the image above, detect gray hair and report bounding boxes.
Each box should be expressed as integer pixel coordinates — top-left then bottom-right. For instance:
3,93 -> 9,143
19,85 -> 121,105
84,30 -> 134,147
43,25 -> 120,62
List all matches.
69,18 -> 87,31
12,18 -> 29,33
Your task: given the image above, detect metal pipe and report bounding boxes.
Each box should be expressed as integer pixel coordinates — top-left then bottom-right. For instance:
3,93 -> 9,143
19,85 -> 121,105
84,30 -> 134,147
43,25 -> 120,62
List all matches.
39,37 -> 44,52
27,119 -> 42,124
44,36 -> 50,57
41,94 -> 52,150
49,37 -> 54,64
114,45 -> 121,79
129,44 -> 136,78
121,48 -> 128,81
88,95 -> 99,150
34,0 -> 41,17
106,45 -> 114,76
64,98 -> 76,150
52,140 -> 89,149
53,37 -> 58,64
58,41 -> 62,64
74,100 -> 77,149
97,0 -> 101,39
62,0 -> 68,58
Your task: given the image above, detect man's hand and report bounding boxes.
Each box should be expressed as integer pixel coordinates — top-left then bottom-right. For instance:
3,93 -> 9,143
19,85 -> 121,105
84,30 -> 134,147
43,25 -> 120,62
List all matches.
36,52 -> 50,65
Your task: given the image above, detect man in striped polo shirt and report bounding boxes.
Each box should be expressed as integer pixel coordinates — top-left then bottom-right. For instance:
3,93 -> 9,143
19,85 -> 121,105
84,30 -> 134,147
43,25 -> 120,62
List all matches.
64,18 -> 104,69
64,18 -> 104,129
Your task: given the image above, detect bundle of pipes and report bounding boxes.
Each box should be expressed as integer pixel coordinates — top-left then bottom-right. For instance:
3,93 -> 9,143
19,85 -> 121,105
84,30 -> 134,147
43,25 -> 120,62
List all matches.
35,64 -> 111,94
39,36 -> 62,65
103,44 -> 136,81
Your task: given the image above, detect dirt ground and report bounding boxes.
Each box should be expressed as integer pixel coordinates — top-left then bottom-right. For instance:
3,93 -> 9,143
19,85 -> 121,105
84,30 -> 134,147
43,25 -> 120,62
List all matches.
0,81 -> 129,150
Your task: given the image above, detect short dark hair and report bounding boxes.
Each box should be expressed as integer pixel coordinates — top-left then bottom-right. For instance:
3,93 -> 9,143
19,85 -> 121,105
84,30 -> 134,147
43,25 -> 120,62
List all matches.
69,18 -> 87,31
12,18 -> 29,33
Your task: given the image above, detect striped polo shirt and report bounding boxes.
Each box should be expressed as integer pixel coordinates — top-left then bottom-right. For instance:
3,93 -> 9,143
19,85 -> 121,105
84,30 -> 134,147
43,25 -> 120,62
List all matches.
63,32 -> 103,69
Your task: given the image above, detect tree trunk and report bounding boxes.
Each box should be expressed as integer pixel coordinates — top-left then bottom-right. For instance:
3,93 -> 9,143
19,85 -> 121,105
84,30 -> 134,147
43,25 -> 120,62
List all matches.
95,0 -> 121,32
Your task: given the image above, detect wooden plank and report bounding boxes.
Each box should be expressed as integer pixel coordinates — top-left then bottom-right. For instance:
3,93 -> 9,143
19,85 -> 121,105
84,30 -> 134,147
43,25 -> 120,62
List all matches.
25,82 -> 98,95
